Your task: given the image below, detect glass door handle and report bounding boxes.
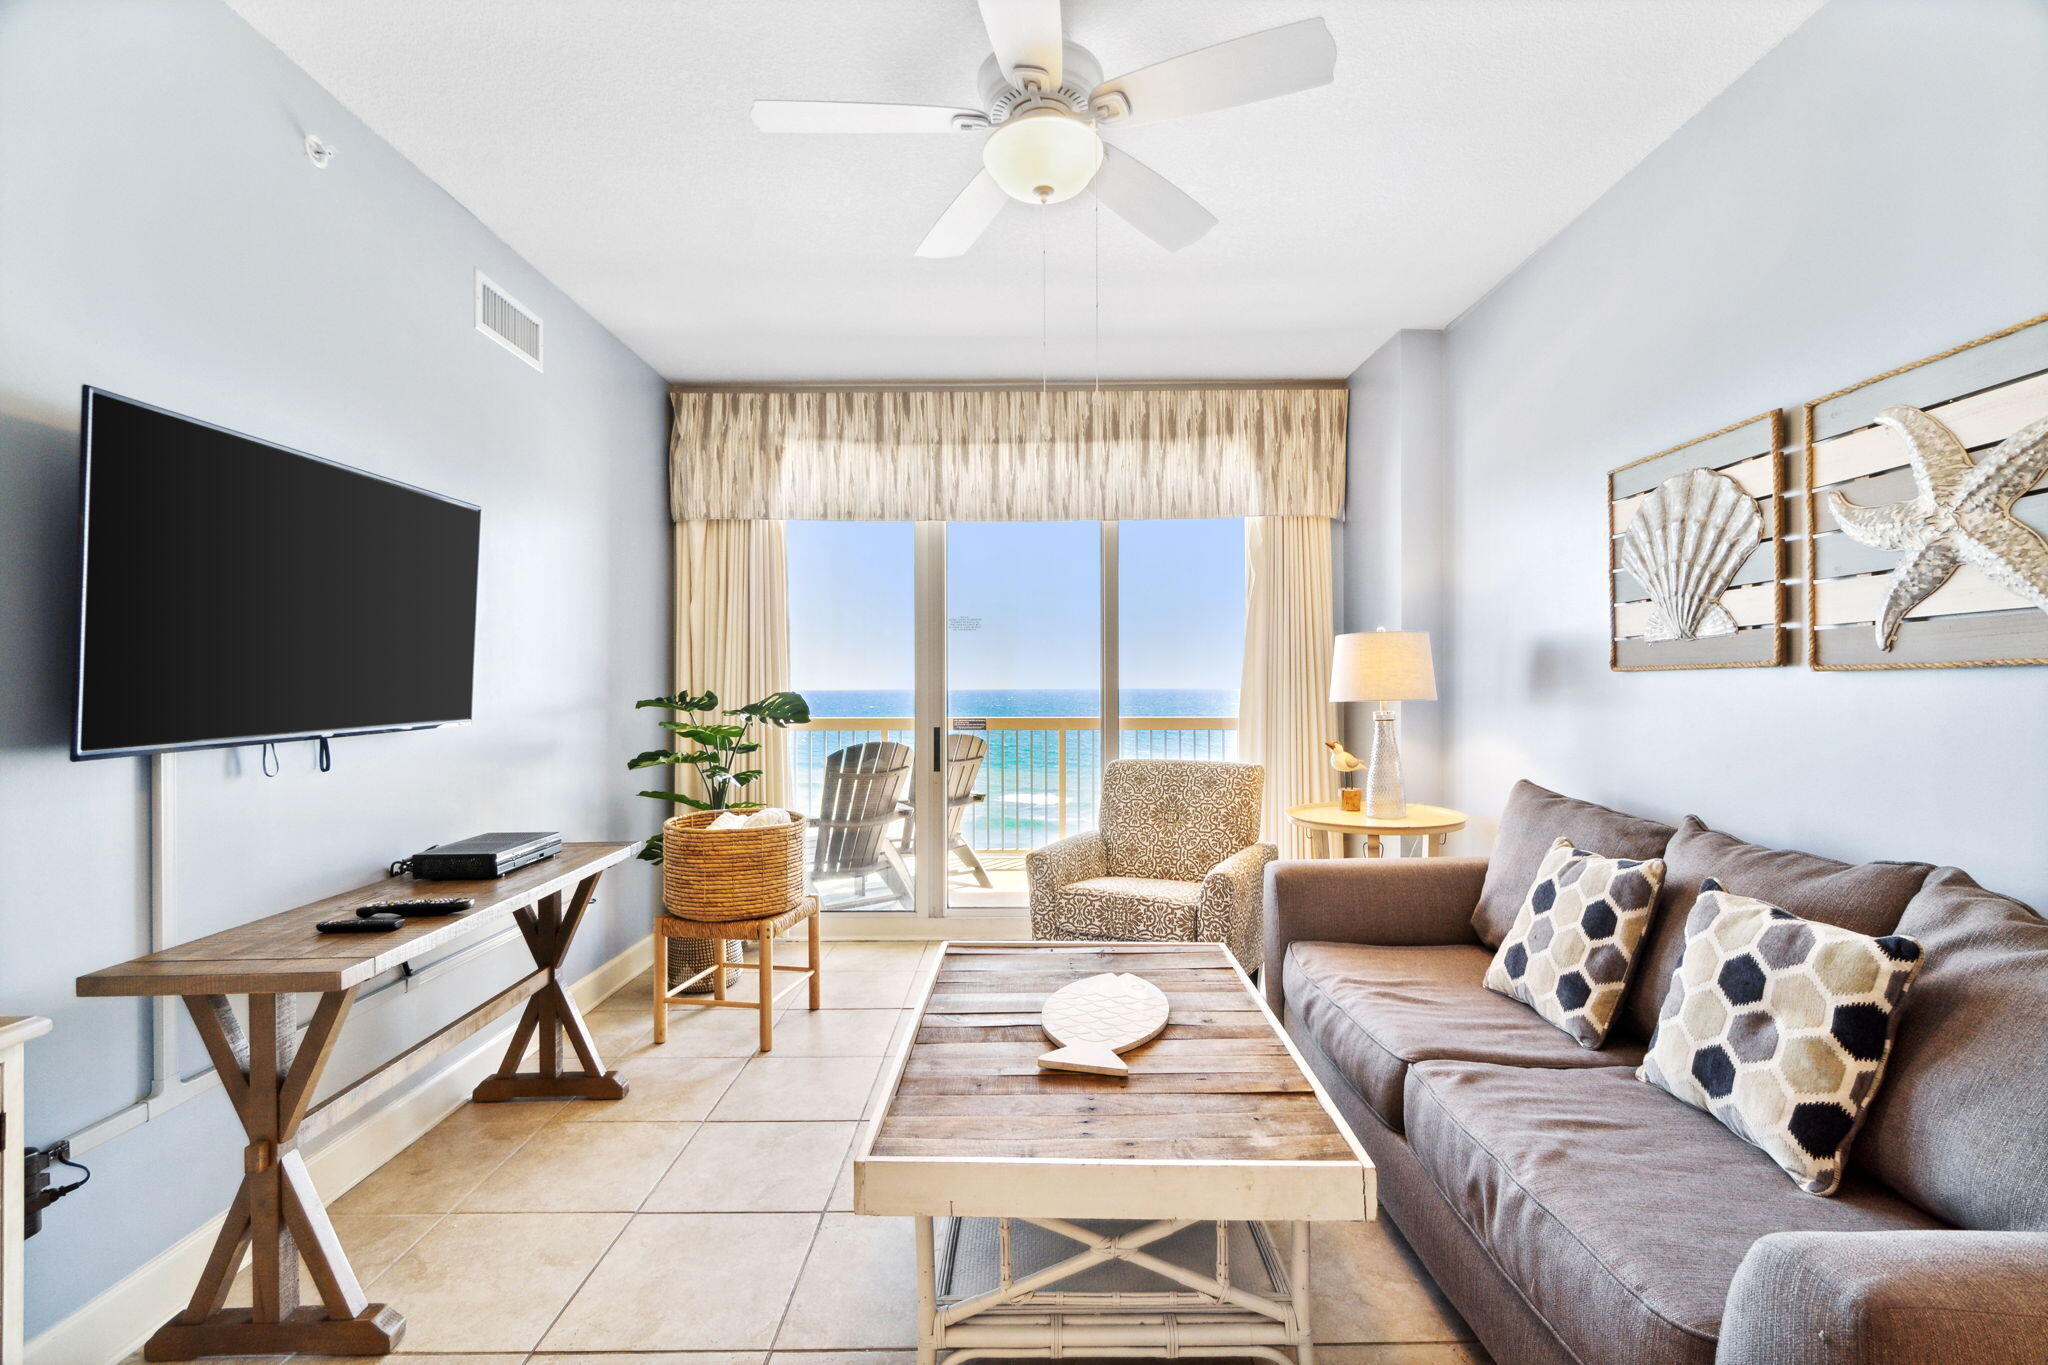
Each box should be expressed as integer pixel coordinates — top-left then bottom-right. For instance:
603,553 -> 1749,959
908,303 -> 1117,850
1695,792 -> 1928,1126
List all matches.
932,726 -> 943,772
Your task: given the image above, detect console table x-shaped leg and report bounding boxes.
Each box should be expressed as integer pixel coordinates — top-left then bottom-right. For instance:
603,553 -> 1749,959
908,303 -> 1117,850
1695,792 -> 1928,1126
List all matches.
143,871 -> 626,1360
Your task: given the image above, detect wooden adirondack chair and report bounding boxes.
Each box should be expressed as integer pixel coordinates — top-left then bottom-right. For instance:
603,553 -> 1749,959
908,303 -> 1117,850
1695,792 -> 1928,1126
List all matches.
897,731 -> 993,888
812,740 -> 916,909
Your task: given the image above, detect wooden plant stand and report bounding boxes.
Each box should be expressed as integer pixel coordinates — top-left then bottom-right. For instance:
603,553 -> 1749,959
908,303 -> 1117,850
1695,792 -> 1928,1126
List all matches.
77,842 -> 636,1360
654,895 -> 821,1052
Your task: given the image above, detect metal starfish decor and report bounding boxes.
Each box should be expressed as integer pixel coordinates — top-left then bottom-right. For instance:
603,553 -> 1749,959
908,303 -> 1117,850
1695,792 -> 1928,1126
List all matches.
1827,405 -> 2048,650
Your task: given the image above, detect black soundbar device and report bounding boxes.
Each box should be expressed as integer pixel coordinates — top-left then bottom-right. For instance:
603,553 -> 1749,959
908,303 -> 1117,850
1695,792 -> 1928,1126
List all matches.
408,831 -> 562,880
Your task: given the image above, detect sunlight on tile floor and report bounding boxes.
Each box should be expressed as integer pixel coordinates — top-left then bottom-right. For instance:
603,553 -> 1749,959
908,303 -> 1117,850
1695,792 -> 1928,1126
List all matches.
129,939 -> 1487,1364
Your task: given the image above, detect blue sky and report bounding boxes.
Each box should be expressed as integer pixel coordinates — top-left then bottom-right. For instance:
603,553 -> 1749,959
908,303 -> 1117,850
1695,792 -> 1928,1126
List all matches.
787,519 -> 1244,694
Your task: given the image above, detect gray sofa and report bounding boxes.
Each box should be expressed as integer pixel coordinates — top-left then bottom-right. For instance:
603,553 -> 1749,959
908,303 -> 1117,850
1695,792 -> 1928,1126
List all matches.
1266,780 -> 2048,1365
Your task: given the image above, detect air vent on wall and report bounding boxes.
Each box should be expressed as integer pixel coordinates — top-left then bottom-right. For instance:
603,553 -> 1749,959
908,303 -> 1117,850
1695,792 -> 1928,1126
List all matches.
474,271 -> 542,370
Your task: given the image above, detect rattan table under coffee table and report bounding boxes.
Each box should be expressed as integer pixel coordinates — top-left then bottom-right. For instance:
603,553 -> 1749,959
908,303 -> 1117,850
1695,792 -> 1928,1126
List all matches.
856,941 -> 1374,1365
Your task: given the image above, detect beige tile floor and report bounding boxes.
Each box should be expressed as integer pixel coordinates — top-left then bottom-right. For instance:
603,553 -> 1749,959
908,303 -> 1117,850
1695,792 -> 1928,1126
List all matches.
127,939 -> 1488,1365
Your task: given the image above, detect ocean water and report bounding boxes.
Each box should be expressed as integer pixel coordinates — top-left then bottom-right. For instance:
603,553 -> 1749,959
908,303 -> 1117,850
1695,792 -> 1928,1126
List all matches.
791,688 -> 1239,851
801,687 -> 1238,718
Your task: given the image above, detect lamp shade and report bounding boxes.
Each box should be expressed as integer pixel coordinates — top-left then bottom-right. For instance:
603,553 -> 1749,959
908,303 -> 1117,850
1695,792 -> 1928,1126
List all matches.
1330,631 -> 1436,703
982,110 -> 1104,204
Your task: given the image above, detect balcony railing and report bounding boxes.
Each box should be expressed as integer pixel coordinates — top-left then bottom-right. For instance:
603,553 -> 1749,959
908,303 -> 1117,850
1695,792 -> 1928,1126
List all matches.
791,716 -> 1237,853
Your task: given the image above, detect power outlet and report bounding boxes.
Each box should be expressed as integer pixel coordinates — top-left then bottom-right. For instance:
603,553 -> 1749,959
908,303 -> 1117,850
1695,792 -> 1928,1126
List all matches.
23,1139 -> 75,1238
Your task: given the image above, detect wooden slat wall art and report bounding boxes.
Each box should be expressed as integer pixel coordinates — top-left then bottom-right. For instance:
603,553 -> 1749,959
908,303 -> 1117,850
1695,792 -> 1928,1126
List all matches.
1804,312 -> 2048,670
1609,411 -> 1787,671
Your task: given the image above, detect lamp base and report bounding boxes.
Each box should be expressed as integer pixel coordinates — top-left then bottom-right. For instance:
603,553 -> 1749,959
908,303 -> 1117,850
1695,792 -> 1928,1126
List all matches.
1364,710 -> 1406,819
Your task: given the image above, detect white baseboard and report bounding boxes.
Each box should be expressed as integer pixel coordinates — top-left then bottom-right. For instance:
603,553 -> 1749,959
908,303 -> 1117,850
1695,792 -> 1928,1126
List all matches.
25,934 -> 652,1365
819,913 -> 1030,940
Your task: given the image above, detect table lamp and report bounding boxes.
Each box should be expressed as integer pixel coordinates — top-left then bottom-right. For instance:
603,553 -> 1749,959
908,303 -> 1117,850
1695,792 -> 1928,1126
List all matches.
1329,630 -> 1436,818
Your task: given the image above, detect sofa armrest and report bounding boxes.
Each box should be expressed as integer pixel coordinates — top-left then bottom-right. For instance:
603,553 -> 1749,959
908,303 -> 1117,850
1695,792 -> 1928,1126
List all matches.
1025,830 -> 1108,901
1720,1230 -> 2048,1365
1262,857 -> 1488,1013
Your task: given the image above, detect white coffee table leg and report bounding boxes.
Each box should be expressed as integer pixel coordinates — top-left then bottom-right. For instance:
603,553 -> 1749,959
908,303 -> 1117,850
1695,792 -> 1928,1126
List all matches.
1293,1222 -> 1315,1365
916,1215 -> 938,1365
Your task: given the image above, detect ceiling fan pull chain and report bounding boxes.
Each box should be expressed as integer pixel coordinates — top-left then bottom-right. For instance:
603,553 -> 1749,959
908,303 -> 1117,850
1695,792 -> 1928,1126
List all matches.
1039,194 -> 1050,435
1093,194 -> 1101,401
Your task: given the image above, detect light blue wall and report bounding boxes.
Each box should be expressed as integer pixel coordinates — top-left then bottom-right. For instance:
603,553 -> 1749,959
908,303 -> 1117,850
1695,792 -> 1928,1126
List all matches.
1427,0 -> 2048,901
1340,330 -> 1449,803
0,0 -> 670,1335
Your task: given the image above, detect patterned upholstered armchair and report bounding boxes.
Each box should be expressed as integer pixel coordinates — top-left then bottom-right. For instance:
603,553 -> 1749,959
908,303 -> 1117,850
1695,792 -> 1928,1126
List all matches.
1026,759 -> 1277,972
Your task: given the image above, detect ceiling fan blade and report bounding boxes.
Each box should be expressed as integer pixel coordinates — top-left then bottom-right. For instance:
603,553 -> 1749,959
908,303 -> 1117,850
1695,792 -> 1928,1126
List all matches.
1091,17 -> 1336,126
916,170 -> 1010,257
1088,145 -> 1217,252
978,0 -> 1064,90
752,100 -> 979,134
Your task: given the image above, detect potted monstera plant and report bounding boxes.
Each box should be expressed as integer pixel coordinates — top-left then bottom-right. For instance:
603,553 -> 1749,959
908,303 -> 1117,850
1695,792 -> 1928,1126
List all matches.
630,690 -> 811,990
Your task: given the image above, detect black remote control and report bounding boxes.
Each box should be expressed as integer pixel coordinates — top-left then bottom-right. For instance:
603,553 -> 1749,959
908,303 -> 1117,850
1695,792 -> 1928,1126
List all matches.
357,897 -> 475,918
318,913 -> 403,933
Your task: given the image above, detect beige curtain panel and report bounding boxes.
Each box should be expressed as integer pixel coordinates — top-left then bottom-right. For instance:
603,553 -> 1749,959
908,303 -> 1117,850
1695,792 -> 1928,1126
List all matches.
673,519 -> 793,809
1239,515 -> 1339,857
669,385 -> 1347,522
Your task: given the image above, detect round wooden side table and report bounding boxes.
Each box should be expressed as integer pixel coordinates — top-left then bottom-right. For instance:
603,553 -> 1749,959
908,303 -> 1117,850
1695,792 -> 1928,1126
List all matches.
1287,803 -> 1468,859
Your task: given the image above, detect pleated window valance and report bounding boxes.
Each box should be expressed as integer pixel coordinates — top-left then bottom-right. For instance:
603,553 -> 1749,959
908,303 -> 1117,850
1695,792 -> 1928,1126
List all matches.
668,384 -> 1347,522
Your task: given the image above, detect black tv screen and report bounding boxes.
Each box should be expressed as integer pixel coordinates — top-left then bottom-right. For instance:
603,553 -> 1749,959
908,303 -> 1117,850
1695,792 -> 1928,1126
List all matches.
74,389 -> 480,759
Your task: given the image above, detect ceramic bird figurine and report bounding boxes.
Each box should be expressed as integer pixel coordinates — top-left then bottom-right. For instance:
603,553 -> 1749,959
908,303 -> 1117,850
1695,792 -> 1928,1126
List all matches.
1325,739 -> 1363,773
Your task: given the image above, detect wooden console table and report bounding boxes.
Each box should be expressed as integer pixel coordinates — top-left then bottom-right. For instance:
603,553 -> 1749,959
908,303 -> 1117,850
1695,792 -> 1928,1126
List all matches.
77,841 -> 636,1360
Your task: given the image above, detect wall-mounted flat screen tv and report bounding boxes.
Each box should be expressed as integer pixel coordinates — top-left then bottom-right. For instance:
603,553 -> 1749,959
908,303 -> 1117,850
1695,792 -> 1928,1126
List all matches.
73,388 -> 481,760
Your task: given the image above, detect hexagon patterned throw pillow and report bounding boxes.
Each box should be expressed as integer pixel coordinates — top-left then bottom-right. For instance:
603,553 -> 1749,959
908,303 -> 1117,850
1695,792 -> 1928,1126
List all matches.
1637,879 -> 1923,1195
1483,837 -> 1666,1048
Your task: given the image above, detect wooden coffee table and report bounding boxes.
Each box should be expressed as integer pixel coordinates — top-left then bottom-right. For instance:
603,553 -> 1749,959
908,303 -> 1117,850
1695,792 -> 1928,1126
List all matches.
856,941 -> 1374,1365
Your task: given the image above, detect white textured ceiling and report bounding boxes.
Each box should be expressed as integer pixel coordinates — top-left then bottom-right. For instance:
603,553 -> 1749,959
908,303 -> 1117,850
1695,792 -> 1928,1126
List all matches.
225,0 -> 1822,381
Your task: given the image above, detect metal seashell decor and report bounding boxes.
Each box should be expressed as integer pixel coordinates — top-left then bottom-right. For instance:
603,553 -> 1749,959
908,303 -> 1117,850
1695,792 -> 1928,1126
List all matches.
1618,468 -> 1762,641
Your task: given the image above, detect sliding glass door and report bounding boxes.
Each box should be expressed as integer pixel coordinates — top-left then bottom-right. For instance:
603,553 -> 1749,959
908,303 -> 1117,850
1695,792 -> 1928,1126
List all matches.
786,518 -> 1241,921
787,521 -> 920,912
944,522 -> 1101,911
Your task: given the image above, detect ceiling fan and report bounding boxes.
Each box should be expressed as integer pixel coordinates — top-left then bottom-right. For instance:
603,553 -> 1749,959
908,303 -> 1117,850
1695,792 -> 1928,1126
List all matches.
751,0 -> 1337,257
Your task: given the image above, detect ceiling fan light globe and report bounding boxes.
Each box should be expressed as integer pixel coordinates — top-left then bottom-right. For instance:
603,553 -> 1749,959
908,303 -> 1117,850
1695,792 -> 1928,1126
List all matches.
981,110 -> 1102,204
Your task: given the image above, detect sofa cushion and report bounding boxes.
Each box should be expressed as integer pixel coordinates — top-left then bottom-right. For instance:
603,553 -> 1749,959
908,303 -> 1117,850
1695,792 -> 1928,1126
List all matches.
1403,1060 -> 1945,1365
1283,940 -> 1644,1132
1617,815 -> 1931,1042
1861,866 -> 2048,1231
1484,837 -> 1667,1048
1637,880 -> 1924,1195
1471,780 -> 1675,947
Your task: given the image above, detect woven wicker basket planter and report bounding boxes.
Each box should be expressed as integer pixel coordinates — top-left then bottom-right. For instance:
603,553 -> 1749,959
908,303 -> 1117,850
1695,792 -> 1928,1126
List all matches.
660,810 -> 809,924
665,936 -> 741,994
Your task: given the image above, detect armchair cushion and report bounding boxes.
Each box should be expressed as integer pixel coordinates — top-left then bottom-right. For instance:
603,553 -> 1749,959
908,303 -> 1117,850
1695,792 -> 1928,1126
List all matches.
1720,1230 -> 2048,1365
1038,876 -> 1201,944
1099,759 -> 1263,882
